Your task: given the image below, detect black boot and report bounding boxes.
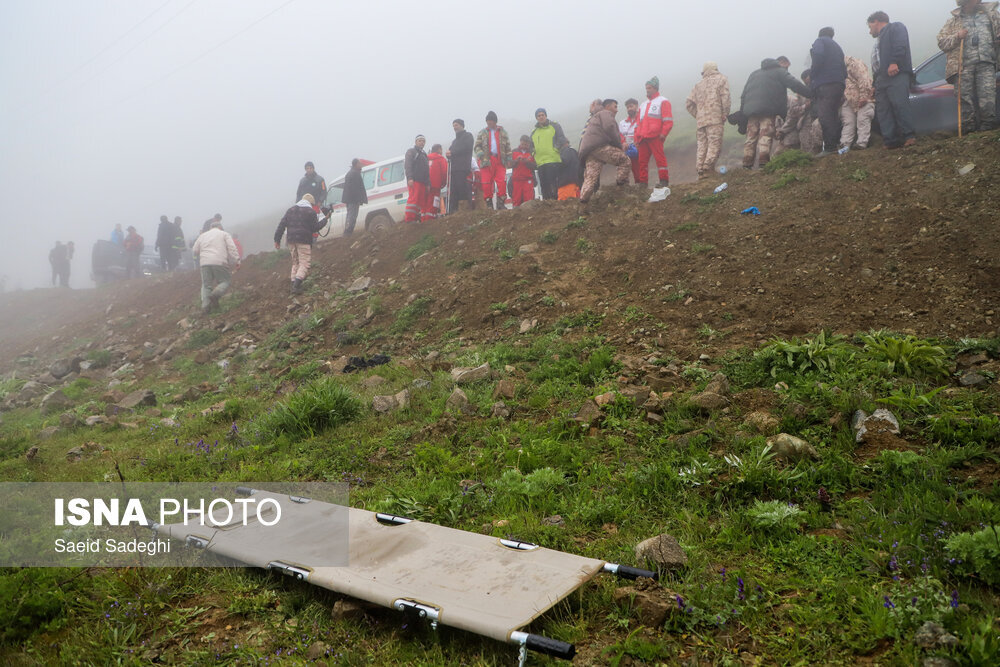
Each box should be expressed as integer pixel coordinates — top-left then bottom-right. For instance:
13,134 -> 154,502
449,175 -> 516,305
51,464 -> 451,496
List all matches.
291,278 -> 303,294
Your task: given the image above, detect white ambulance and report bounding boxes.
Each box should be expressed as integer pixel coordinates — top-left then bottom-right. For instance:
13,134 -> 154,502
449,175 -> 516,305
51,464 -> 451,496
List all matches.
322,156 -> 408,237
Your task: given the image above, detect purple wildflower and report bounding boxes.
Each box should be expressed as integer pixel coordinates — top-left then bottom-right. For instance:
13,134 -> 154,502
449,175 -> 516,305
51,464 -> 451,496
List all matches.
737,577 -> 745,601
950,590 -> 959,608
883,595 -> 895,610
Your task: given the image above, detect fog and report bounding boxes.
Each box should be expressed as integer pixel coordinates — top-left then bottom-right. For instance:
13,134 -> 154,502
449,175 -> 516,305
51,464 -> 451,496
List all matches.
0,0 -> 944,291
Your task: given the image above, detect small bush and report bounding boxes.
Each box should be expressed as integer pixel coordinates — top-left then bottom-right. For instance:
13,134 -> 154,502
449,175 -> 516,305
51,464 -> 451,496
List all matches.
861,333 -> 949,378
85,350 -> 112,369
945,526 -> 1000,586
745,500 -> 805,533
540,230 -> 559,244
261,378 -> 361,438
763,149 -> 812,173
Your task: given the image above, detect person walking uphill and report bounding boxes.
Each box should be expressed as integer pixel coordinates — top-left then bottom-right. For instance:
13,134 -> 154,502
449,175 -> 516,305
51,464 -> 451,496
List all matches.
474,111 -> 513,209
404,135 -> 430,223
809,27 -> 847,154
636,76 -> 674,188
274,193 -> 328,294
297,161 -> 327,205
739,58 -> 813,168
938,0 -> 1000,132
342,159 -> 367,235
868,11 -> 915,148
447,119 -> 475,213
530,109 -> 567,200
579,99 -> 631,203
686,62 -> 731,177
192,219 -> 240,313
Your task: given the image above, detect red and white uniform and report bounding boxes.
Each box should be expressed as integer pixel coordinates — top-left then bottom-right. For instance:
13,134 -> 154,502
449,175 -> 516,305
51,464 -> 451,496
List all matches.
510,149 -> 536,206
637,93 -> 673,185
619,114 -> 640,182
426,152 -> 448,219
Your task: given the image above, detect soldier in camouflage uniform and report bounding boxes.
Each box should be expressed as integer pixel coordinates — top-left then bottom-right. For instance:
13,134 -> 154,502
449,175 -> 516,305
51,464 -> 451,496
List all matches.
776,71 -> 822,154
840,56 -> 876,148
686,62 -> 731,177
938,0 -> 1000,131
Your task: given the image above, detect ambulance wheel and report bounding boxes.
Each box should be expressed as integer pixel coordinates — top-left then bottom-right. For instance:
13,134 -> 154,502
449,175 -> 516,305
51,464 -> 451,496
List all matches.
368,212 -> 395,239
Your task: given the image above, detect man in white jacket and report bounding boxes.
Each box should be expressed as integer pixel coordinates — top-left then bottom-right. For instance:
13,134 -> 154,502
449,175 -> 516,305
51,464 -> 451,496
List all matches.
191,219 -> 240,313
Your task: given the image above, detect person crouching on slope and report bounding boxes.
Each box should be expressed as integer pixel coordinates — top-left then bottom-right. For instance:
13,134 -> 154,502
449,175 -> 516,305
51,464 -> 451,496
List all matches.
274,193 -> 329,294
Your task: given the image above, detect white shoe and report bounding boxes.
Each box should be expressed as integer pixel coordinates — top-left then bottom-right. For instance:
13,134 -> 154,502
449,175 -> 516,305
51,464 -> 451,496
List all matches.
648,186 -> 671,203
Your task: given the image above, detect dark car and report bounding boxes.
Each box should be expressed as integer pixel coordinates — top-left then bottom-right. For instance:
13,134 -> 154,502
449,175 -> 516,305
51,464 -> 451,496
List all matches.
909,50 -> 1000,134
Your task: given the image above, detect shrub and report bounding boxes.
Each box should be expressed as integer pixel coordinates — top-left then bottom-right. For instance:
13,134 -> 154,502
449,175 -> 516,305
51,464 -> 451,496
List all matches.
745,500 -> 805,533
261,377 -> 361,438
861,333 -> 949,378
185,329 -> 221,350
945,526 -> 1000,586
762,149 -> 812,173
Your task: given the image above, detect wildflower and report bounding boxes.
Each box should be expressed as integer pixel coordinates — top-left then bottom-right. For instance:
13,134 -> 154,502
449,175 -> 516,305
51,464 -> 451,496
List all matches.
737,577 -> 746,601
719,567 -> 726,582
950,590 -> 959,608
675,594 -> 685,610
883,595 -> 895,610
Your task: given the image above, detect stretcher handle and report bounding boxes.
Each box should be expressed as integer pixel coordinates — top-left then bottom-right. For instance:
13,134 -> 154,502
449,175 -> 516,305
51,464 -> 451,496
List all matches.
525,634 -> 575,660
603,562 -> 659,581
615,565 -> 658,581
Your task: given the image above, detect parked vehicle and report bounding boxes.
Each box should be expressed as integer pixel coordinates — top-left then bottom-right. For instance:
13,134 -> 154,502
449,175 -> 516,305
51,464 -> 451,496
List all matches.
91,240 -> 192,284
909,50 -> 1000,134
323,157 -> 406,236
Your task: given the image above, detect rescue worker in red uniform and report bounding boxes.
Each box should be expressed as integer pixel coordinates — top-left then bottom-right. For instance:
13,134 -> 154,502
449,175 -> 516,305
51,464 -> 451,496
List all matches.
474,111 -> 513,209
510,135 -> 536,206
636,76 -> 674,187
426,144 -> 449,220
404,135 -> 430,223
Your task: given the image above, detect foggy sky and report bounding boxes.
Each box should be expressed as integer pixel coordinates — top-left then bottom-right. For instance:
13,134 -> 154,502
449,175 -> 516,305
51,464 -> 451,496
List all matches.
0,0 -> 944,290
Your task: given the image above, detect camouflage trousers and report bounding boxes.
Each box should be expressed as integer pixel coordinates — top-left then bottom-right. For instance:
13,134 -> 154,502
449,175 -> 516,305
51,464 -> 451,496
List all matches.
959,61 -> 997,131
839,101 -> 875,148
743,115 -> 775,167
580,145 -> 631,202
799,118 -> 823,155
696,124 -> 725,175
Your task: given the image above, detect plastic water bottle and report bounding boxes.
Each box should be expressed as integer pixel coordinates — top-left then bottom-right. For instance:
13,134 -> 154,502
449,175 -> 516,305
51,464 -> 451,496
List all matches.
838,146 -> 850,155
718,165 -> 728,174
713,183 -> 728,194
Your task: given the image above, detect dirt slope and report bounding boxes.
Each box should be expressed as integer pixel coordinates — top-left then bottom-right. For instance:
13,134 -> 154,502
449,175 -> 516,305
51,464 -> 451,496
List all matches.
1,132 -> 997,374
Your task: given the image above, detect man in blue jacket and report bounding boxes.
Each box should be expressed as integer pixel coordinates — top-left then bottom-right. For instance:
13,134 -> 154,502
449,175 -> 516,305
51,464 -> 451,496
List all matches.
867,11 -> 915,148
810,27 -> 847,154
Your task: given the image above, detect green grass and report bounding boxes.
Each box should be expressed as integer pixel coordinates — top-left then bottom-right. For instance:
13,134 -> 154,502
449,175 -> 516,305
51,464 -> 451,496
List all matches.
763,148 -> 812,173
3,327 -> 1000,665
405,233 -> 438,261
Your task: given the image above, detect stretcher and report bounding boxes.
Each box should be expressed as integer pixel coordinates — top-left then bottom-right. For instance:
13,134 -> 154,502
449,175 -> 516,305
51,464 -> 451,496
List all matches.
154,488 -> 655,664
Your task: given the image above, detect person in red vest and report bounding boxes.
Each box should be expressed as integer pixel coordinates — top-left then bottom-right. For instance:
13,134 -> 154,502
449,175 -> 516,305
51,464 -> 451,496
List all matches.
510,135 -> 536,206
426,144 -> 449,220
636,76 -> 674,188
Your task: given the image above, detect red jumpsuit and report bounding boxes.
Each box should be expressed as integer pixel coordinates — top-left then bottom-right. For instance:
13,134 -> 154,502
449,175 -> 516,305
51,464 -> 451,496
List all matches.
426,152 -> 448,220
637,92 -> 673,185
510,150 -> 536,206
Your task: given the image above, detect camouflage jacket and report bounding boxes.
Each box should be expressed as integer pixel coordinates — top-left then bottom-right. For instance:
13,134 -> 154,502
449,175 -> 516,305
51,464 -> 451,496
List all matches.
474,126 -> 512,168
778,94 -> 811,137
938,2 -> 1000,80
685,72 -> 731,128
843,57 -> 875,111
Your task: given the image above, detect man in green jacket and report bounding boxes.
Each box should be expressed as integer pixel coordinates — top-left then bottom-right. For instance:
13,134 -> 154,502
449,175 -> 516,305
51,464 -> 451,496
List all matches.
529,108 -> 567,200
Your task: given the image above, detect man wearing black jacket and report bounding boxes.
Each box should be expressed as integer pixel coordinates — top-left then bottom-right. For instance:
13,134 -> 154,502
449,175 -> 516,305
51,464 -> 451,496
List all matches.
868,11 -> 915,148
296,162 -> 327,204
274,193 -> 328,294
446,119 -> 474,214
810,27 -> 847,154
342,159 -> 367,236
739,58 -> 814,168
404,135 -> 430,223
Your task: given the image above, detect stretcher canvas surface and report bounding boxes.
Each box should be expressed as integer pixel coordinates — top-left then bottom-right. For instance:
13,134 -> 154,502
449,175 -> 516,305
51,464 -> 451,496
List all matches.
157,491 -> 606,642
